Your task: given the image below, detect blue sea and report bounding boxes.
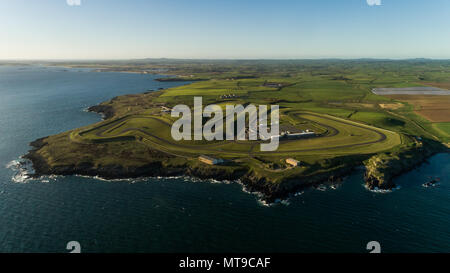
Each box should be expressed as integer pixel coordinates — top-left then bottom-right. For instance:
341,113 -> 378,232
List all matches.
0,65 -> 448,253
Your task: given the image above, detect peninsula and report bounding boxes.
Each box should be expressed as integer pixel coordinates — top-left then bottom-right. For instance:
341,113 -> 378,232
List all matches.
25,60 -> 450,202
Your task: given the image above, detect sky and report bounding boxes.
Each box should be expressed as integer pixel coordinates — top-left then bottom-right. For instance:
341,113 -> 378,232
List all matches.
1,0 -> 450,60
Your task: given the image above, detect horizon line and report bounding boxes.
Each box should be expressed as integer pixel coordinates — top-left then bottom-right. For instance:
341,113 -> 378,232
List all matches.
1,57 -> 450,62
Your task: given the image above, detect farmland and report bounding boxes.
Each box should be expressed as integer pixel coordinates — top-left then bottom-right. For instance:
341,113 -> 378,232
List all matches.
385,94 -> 450,122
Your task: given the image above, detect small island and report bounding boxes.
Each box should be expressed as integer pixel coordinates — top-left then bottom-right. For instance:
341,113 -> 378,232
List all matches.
25,60 -> 449,202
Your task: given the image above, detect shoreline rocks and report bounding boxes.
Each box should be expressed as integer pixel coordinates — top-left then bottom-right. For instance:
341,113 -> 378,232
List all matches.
364,139 -> 448,190
87,104 -> 115,120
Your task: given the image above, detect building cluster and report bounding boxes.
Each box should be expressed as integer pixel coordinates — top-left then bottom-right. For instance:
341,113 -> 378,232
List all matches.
283,130 -> 316,139
220,94 -> 238,99
263,82 -> 283,88
161,106 -> 172,113
242,128 -> 316,141
270,130 -> 316,140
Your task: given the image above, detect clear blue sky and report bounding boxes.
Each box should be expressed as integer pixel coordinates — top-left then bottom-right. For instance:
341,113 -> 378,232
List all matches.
1,0 -> 450,59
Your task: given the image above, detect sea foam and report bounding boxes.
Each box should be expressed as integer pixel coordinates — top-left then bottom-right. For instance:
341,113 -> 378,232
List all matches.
6,158 -> 35,183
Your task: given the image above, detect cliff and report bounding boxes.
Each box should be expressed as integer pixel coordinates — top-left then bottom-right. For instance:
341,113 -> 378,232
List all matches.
364,139 -> 447,190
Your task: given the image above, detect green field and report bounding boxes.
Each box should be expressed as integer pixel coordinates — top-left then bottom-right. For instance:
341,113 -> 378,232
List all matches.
433,123 -> 450,138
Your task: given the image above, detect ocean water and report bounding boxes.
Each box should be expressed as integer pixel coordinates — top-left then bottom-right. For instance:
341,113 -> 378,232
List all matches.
0,65 -> 448,253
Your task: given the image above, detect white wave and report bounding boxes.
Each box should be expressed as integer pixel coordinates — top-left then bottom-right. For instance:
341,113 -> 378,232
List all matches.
73,173 -> 237,188
12,173 -> 30,183
257,199 -> 273,207
423,182 -> 439,188
5,159 -> 21,169
330,184 -> 341,190
6,159 -> 35,183
316,185 -> 327,191
364,184 -> 396,193
294,191 -> 304,197
74,174 -> 140,183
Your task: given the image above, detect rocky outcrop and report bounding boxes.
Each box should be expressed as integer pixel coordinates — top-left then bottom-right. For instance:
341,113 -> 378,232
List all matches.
364,139 -> 447,190
87,104 -> 115,120
185,165 -> 247,181
241,165 -> 356,202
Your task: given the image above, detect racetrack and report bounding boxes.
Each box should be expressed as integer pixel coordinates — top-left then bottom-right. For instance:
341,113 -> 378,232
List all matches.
74,111 -> 401,158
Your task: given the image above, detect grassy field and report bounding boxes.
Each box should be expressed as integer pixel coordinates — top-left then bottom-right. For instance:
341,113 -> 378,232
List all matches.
433,123 -> 450,138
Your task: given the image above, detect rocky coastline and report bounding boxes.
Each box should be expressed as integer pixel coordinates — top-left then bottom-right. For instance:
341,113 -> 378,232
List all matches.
25,133 -> 447,203
24,138 -> 357,202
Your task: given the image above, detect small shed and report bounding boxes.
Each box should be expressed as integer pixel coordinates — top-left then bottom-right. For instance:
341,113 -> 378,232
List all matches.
199,155 -> 224,165
286,158 -> 301,167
